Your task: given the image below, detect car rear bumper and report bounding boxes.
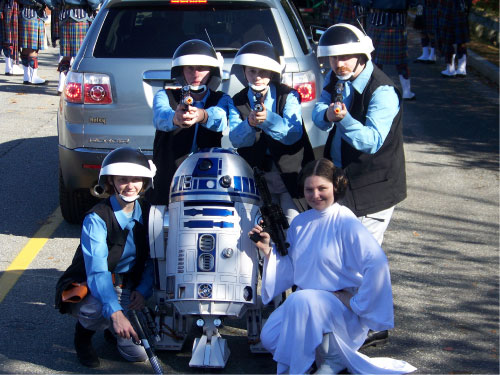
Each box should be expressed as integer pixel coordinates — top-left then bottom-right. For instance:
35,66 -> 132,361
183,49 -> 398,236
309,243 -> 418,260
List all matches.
59,145 -> 110,192
59,145 -> 154,192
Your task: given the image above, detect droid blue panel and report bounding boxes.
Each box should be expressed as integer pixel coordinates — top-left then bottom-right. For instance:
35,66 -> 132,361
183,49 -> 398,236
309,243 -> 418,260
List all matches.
193,158 -> 219,177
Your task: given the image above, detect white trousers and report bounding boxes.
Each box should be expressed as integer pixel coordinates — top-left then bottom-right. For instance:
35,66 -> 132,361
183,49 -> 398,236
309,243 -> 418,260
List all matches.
265,168 -> 300,224
357,206 -> 395,245
260,289 -> 416,375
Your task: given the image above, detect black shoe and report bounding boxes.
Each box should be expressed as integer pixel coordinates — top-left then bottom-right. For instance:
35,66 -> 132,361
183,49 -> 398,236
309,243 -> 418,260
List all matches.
74,322 -> 100,368
360,330 -> 388,349
104,328 -> 117,345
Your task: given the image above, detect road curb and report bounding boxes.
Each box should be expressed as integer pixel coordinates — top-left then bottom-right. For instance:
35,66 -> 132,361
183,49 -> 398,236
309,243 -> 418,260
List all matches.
467,48 -> 499,85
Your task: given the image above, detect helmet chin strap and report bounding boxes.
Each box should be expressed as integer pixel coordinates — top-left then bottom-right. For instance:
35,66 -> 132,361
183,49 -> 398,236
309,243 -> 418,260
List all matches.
250,83 -> 268,93
112,183 -> 140,204
335,57 -> 361,82
335,72 -> 354,81
188,84 -> 207,94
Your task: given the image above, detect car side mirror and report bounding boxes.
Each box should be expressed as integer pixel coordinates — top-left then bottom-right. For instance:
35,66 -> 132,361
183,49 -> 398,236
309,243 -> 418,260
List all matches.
309,25 -> 326,44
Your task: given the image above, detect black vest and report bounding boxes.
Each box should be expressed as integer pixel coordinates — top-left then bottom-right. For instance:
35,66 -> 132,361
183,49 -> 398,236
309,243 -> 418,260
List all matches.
146,89 -> 225,205
232,84 -> 314,199
324,65 -> 407,216
55,198 -> 150,314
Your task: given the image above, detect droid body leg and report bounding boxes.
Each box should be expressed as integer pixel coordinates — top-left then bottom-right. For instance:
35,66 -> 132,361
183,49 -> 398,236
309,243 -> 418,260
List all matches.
189,317 -> 230,368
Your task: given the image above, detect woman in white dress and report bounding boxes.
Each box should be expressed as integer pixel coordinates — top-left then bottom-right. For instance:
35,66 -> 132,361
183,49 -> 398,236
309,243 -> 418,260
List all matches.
249,158 -> 416,374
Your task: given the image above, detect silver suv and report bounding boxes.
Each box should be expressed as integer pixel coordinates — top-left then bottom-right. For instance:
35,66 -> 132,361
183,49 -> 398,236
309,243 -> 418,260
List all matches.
57,0 -> 326,223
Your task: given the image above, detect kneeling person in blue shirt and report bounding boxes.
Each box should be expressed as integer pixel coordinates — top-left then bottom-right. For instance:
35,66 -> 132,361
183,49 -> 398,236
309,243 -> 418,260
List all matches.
55,147 -> 156,368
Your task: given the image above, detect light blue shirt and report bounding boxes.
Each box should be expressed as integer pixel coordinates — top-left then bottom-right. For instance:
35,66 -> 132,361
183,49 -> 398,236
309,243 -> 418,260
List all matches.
153,88 -> 230,134
228,83 -> 303,148
81,196 -> 154,319
312,61 -> 400,167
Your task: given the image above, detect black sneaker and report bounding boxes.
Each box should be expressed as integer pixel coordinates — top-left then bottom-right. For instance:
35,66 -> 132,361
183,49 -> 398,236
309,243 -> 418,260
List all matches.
360,330 -> 389,349
104,329 -> 117,345
74,322 -> 100,368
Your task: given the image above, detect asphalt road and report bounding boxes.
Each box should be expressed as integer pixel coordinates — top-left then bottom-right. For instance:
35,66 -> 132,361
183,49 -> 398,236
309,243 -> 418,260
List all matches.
0,28 -> 498,374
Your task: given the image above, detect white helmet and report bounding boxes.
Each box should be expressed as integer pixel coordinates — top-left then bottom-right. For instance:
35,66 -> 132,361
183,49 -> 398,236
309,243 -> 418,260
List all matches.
98,147 -> 156,195
317,23 -> 374,61
171,39 -> 224,91
231,41 -> 285,87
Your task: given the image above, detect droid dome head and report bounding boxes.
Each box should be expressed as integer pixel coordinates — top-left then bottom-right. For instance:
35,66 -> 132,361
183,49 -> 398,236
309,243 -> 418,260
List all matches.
169,148 -> 259,205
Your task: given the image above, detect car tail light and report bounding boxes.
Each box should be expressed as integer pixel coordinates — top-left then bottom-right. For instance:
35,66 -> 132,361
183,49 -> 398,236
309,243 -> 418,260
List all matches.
282,71 -> 316,103
82,164 -> 101,170
64,72 -> 113,105
64,71 -> 83,103
84,74 -> 113,104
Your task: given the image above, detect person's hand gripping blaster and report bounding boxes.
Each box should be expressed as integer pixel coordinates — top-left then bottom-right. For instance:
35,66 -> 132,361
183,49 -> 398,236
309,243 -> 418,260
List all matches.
325,81 -> 346,122
172,85 -> 208,128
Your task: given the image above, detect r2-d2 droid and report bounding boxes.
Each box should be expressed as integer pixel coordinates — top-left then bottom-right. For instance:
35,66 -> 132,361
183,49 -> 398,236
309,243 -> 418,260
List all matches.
149,148 -> 263,368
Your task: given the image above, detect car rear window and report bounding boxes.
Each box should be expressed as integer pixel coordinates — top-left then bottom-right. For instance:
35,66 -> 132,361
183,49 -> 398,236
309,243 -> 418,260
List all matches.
93,3 -> 284,58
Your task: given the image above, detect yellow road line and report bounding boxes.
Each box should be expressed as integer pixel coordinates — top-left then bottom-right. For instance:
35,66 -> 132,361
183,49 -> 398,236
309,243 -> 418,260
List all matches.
0,207 -> 63,303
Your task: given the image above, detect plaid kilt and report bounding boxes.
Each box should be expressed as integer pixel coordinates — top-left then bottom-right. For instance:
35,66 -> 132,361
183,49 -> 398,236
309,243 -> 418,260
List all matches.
1,0 -> 20,62
423,0 -> 437,36
436,0 -> 470,50
366,11 -> 408,65
59,18 -> 91,57
51,8 -> 60,44
18,8 -> 46,50
328,0 -> 356,25
59,9 -> 92,57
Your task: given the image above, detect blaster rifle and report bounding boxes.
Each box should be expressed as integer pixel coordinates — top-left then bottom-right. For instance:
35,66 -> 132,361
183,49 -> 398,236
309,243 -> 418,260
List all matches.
181,85 -> 194,109
249,167 -> 290,256
128,309 -> 164,375
333,82 -> 344,115
254,92 -> 264,112
142,307 -> 161,343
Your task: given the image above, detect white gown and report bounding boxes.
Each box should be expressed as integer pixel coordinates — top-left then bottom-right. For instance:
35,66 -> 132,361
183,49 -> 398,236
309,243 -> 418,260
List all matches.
260,203 -> 417,374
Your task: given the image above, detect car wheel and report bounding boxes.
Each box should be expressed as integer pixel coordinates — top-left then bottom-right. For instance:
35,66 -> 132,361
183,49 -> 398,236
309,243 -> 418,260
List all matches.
59,168 -> 99,224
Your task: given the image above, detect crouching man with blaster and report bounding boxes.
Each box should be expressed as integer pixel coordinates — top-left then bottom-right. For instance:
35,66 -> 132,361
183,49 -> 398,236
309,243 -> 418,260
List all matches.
54,147 -> 156,368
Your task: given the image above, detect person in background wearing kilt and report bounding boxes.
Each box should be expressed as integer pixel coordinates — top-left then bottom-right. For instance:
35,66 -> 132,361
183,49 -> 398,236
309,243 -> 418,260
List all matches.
0,4 -> 2,58
53,0 -> 102,94
1,0 -> 24,75
436,0 -> 471,77
50,2 -> 59,47
361,0 -> 416,100
18,0 -> 53,85
328,0 -> 367,27
413,0 -> 438,63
